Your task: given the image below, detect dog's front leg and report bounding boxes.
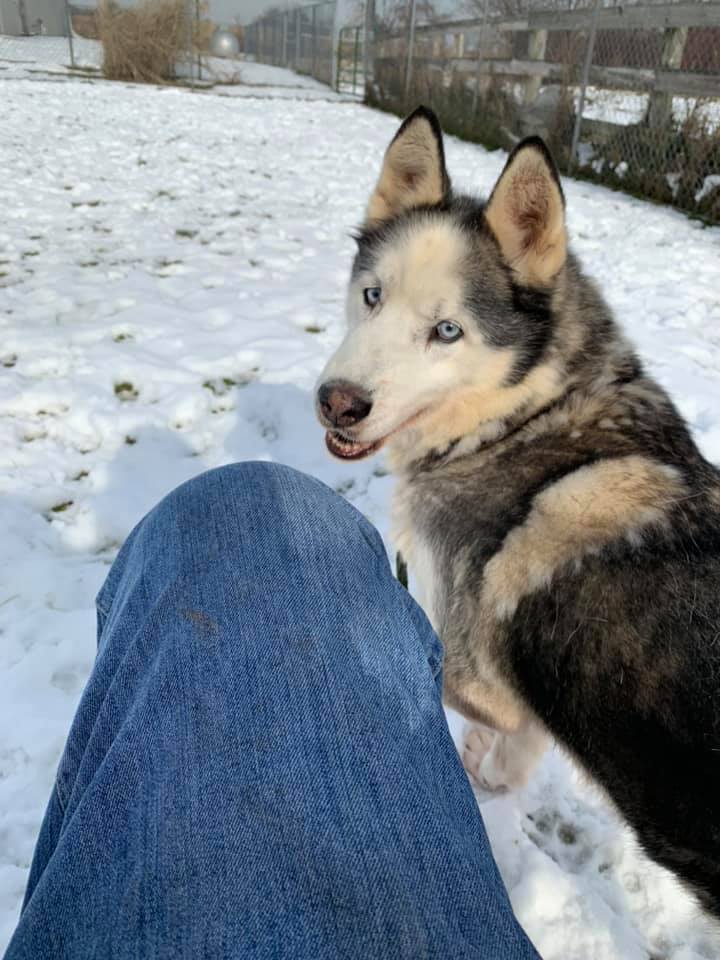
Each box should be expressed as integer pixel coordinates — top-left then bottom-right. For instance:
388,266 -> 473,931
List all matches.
444,661 -> 549,793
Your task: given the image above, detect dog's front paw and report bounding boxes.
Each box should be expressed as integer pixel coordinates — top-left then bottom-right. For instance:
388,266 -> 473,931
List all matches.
462,724 -> 508,793
462,723 -> 548,794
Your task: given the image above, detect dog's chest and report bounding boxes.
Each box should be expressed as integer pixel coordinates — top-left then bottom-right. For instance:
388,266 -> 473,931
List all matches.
391,480 -> 442,628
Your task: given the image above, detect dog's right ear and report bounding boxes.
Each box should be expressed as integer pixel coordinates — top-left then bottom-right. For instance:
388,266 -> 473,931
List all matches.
366,106 -> 450,224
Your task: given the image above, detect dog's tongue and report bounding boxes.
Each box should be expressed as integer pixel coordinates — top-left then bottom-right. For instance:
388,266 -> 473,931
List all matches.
325,430 -> 378,461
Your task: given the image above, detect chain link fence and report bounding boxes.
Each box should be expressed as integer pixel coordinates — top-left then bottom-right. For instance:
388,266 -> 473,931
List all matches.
244,1 -> 343,91
248,0 -> 719,223
368,0 -> 720,222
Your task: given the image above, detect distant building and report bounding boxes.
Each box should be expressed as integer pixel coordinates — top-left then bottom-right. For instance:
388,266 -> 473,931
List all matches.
0,0 -> 68,36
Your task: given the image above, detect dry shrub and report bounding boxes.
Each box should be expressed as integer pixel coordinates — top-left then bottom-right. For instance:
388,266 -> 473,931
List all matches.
71,11 -> 99,39
98,0 -> 188,83
194,18 -> 215,53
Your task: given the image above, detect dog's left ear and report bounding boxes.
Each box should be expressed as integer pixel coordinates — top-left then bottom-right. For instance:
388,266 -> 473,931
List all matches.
485,137 -> 566,286
366,106 -> 450,224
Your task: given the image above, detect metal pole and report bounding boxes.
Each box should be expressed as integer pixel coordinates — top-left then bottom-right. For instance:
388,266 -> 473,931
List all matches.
18,0 -> 29,35
353,25 -> 360,95
330,0 -> 340,92
64,0 -> 75,69
295,8 -> 301,69
403,0 -> 418,104
282,11 -> 288,67
183,0 -> 194,85
363,0 -> 375,103
472,0 -> 490,115
311,5 -> 317,79
195,0 -> 201,82
568,0 -> 601,172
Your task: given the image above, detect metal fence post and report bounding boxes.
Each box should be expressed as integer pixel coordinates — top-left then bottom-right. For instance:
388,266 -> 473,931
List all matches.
64,0 -> 75,69
195,0 -> 201,82
363,0 -> 375,102
282,11 -> 288,68
311,4 -> 317,78
330,0 -> 340,92
353,25 -> 360,95
568,0 -> 601,172
295,7 -> 301,69
404,0 -> 418,103
184,0 -> 195,86
472,0 -> 490,115
18,0 -> 29,36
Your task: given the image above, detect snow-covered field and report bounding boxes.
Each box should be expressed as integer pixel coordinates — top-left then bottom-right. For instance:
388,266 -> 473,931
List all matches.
577,84 -> 720,134
1,42 -> 720,960
0,35 -> 346,99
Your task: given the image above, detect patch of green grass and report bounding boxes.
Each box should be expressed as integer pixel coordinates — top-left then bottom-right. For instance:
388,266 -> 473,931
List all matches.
71,200 -> 102,208
72,470 -> 89,481
202,376 -> 236,397
202,372 -> 256,397
114,381 -> 139,401
304,325 -> 324,334
113,332 -> 133,343
79,260 -> 99,268
50,500 -> 74,513
175,228 -> 198,239
1,354 -> 17,368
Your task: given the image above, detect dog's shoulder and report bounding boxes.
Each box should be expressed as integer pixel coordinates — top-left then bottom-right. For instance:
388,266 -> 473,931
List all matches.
482,452 -> 690,621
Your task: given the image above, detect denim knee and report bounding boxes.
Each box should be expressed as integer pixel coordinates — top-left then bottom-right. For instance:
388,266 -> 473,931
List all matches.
97,461 -> 387,621
162,460 -> 385,557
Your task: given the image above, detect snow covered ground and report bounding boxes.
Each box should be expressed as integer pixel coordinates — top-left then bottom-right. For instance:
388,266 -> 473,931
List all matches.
1,47 -> 720,960
577,85 -> 720,134
0,35 -> 346,99
0,34 -> 101,72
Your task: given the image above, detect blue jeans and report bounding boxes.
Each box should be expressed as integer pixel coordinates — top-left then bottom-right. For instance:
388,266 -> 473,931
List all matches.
5,463 -> 540,959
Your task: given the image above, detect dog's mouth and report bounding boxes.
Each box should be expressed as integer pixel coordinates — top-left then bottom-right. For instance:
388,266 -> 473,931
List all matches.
324,408 -> 428,462
325,430 -> 383,461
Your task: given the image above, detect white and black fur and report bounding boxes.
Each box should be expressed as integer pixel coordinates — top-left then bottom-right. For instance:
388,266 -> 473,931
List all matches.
315,106 -> 720,918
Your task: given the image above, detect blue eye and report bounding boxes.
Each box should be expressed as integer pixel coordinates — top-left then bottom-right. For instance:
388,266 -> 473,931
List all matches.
434,321 -> 463,343
363,287 -> 382,307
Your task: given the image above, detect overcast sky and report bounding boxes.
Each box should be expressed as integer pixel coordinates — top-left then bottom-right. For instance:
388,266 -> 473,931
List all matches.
211,0 -> 295,25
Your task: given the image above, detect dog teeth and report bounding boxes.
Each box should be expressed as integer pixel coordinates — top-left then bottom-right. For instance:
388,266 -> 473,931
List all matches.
331,432 -> 357,449
327,431 -> 367,457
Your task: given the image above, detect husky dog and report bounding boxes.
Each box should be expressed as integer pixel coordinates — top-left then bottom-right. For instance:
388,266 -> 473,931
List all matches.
315,105 -> 720,914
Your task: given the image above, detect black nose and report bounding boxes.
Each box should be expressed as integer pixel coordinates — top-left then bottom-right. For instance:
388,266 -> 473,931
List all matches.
317,380 -> 373,429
